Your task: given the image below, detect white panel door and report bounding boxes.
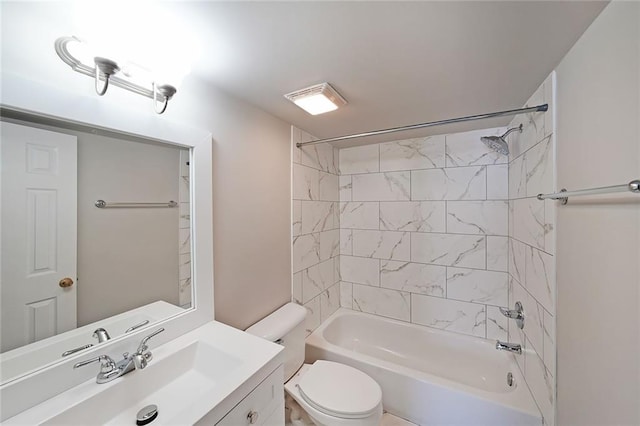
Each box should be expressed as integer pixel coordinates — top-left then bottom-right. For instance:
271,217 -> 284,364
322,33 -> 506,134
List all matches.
1,121 -> 77,353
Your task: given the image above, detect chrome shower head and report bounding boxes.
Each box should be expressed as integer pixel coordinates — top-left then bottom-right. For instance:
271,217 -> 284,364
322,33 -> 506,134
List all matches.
481,124 -> 523,156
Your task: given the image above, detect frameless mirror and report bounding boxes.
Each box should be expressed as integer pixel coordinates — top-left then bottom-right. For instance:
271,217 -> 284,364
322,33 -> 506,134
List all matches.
0,114 -> 193,383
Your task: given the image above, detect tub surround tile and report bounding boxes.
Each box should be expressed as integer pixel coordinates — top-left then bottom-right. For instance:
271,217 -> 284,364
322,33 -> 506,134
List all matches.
340,229 -> 353,255
446,201 -> 509,236
352,230 -> 410,261
411,167 -> 486,201
319,171 -> 339,201
301,201 -> 334,234
339,144 -> 379,174
302,259 -> 335,303
339,175 -> 352,201
508,238 -> 526,285
293,163 -> 319,201
292,233 -> 320,273
352,172 -> 411,201
411,233 -> 486,269
179,253 -> 191,280
340,255 -> 380,287
525,339 -> 554,425
525,246 -> 555,312
486,165 -> 509,200
509,155 -> 527,199
340,281 -> 353,308
544,199 -> 556,256
179,202 -> 190,229
340,202 -> 380,229
487,236 -> 508,272
445,128 -> 507,167
301,142 -> 336,174
486,306 -> 508,342
380,260 -> 446,297
319,229 -> 340,261
303,297 -> 321,336
525,135 -> 553,198
446,267 -> 508,306
379,135 -> 445,171
513,198 -> 545,251
543,310 -> 555,376
320,284 -> 340,322
511,279 -> 544,356
292,200 -> 302,236
380,201 -> 446,233
292,271 -> 302,305
352,284 -> 410,322
179,229 -> 191,255
411,294 -> 486,338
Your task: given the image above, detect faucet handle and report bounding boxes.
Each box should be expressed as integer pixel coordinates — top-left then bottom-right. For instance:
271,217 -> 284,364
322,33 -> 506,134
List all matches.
499,301 -> 525,329
73,354 -> 117,374
136,328 -> 164,354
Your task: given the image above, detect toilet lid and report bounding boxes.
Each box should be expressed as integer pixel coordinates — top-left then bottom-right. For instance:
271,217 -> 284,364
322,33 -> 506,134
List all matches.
298,361 -> 381,419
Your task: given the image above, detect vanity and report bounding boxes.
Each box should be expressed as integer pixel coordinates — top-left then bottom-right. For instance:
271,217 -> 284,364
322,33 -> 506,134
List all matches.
0,70 -> 285,423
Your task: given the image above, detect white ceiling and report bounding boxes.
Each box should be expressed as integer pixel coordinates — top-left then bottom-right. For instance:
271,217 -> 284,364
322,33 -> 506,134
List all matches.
163,1 -> 607,145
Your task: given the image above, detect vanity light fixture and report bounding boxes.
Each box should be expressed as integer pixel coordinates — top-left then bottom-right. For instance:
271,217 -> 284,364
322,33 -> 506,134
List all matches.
284,83 -> 347,115
55,36 -> 178,114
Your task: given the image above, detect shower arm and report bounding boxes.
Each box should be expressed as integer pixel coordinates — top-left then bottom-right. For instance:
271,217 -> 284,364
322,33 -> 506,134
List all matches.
296,104 -> 547,148
500,124 -> 524,138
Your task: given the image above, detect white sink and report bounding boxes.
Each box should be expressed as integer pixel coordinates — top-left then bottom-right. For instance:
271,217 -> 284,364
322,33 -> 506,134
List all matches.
4,321 -> 284,425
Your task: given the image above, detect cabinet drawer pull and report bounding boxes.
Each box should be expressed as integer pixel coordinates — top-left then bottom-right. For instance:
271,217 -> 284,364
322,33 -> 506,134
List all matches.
247,410 -> 259,424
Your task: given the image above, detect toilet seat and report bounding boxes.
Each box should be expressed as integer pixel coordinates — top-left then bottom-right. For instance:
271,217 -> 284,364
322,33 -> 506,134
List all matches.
297,360 -> 382,419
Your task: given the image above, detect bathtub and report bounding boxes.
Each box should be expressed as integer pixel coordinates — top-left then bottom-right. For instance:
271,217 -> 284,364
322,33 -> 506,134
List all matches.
305,309 -> 542,426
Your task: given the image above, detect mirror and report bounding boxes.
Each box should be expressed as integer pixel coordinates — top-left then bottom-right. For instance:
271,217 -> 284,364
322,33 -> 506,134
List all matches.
0,113 -> 193,383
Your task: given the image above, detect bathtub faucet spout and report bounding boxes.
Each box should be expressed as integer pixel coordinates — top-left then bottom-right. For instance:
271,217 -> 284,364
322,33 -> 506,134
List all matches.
496,340 -> 522,355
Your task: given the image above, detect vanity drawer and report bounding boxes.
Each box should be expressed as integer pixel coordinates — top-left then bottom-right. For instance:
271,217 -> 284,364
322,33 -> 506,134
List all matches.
216,365 -> 284,426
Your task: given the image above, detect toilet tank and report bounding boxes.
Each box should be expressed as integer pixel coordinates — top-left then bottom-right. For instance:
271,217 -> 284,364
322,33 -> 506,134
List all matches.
245,303 -> 307,381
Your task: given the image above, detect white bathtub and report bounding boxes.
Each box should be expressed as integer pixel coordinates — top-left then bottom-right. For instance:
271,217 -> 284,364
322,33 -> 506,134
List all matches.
305,309 -> 541,426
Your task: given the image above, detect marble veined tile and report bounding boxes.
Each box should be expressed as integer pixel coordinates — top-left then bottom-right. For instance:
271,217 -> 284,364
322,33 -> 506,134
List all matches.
352,230 -> 410,261
411,167 -> 486,201
486,164 -> 508,200
301,201 -> 333,234
544,198 -> 556,255
292,200 -> 302,237
352,172 -> 411,201
293,163 -> 319,201
340,202 -> 379,229
320,283 -> 340,322
525,246 -> 555,313
301,141 -> 336,174
340,255 -> 380,286
487,236 -> 508,272
340,281 -> 353,308
525,135 -> 553,198
339,175 -> 352,201
411,233 -> 486,269
379,135 -> 445,171
292,233 -> 320,273
179,229 -> 191,255
353,284 -> 410,321
380,260 -> 445,297
446,267 -> 508,306
303,297 -> 321,336
446,201 -> 509,236
508,237 -> 526,285
319,171 -> 339,202
445,127 -> 508,167
380,201 -> 446,233
513,198 -> 545,250
525,340 -> 554,425
509,154 -> 527,199
179,202 -> 190,229
411,294 -> 486,338
302,259 -> 334,303
543,309 -> 556,376
339,144 -> 379,175
292,271 -> 302,305
487,306 -> 508,342
340,229 -> 353,255
179,253 -> 191,280
511,279 -> 544,356
320,229 -> 340,261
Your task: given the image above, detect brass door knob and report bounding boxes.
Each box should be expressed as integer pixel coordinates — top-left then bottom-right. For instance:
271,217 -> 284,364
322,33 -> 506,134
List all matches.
59,277 -> 74,288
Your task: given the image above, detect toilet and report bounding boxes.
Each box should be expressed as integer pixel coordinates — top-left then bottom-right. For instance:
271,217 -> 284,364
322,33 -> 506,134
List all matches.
246,303 -> 383,426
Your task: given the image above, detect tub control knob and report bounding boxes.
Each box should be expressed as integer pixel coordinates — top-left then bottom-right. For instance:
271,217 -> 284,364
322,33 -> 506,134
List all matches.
247,410 -> 259,424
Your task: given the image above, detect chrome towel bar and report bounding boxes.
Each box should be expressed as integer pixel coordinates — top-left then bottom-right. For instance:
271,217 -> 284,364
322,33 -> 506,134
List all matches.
537,179 -> 640,205
95,200 -> 178,208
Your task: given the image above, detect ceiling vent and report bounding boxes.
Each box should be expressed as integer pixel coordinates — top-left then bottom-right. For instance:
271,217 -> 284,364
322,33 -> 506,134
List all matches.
284,83 -> 347,115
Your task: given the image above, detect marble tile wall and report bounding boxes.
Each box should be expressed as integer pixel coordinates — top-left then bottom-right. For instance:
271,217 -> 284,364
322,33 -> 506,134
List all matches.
178,149 -> 192,309
506,72 -> 556,425
291,127 -> 341,335
338,128 -> 512,340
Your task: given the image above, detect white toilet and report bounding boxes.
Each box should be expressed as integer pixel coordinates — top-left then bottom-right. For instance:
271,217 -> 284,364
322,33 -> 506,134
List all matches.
246,303 -> 383,426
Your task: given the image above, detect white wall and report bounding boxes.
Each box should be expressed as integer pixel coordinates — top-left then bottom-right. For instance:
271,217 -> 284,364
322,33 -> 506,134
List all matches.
0,2 -> 292,331
555,2 -> 640,425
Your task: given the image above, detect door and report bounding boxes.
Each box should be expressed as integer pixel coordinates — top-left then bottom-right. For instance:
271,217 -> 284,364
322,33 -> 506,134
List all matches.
1,121 -> 77,353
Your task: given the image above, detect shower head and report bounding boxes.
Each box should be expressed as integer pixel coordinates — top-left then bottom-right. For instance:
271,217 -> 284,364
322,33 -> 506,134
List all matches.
481,124 -> 523,156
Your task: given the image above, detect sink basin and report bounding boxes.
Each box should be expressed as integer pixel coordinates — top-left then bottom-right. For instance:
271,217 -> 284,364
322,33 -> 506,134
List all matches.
45,342 -> 241,425
3,321 -> 284,425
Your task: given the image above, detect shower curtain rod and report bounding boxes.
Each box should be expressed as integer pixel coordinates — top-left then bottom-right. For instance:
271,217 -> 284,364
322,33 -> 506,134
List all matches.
296,104 -> 548,148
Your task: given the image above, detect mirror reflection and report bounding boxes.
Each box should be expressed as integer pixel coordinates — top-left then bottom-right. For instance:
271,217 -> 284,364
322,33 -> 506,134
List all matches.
0,115 -> 192,382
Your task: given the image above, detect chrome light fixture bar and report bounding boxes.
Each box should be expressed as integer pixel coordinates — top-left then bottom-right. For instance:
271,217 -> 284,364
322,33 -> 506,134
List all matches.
55,36 -> 177,114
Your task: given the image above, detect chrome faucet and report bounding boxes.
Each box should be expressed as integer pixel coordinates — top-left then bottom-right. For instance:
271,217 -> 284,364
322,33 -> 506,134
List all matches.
74,328 -> 164,384
496,340 -> 522,355
93,327 -> 111,343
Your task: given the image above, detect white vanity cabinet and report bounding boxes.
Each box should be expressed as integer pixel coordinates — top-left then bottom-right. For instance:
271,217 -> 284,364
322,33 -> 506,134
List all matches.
196,365 -> 284,426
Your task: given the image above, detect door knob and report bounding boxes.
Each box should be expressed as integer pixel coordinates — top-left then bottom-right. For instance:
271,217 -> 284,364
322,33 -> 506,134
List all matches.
59,277 -> 74,288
